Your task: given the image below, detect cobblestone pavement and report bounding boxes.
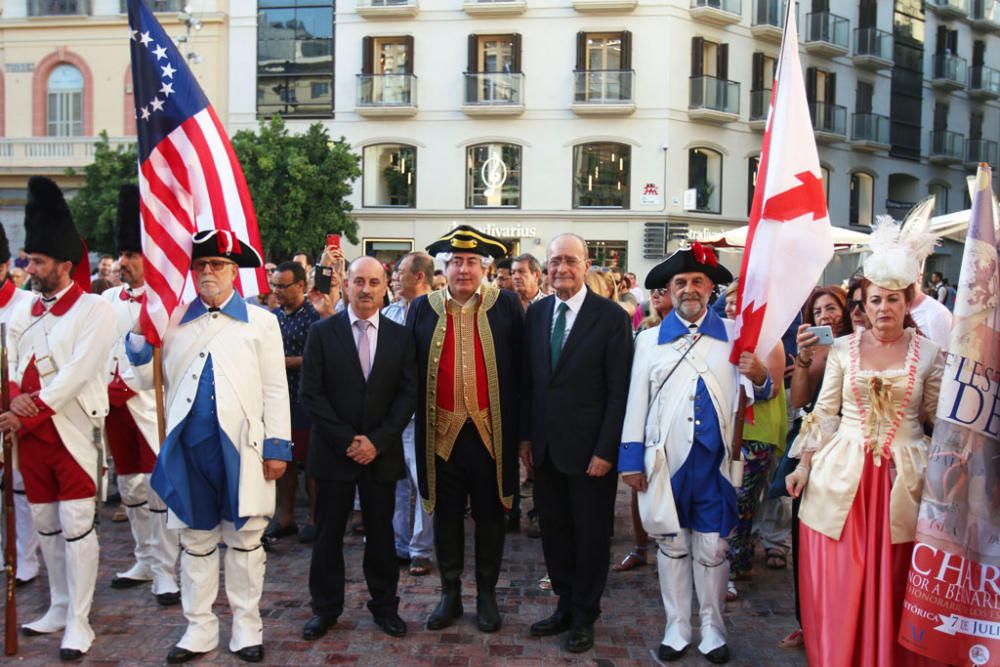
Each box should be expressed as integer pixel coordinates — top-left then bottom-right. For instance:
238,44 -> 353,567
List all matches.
4,482 -> 807,666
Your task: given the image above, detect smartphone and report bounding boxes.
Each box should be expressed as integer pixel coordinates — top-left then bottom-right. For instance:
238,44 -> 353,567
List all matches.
313,264 -> 333,294
326,234 -> 341,250
804,325 -> 834,346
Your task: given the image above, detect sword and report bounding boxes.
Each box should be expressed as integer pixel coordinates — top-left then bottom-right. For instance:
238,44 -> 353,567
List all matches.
92,426 -> 103,533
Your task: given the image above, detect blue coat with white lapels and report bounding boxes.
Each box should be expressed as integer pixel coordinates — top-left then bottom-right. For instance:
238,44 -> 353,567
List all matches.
128,296 -> 291,528
618,309 -> 756,538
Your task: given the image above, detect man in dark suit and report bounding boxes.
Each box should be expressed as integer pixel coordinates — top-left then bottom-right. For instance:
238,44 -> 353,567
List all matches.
299,256 -> 416,640
520,233 -> 632,652
408,226 -> 523,633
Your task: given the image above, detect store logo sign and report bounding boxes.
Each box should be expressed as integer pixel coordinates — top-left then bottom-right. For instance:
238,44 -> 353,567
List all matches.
481,154 -> 508,197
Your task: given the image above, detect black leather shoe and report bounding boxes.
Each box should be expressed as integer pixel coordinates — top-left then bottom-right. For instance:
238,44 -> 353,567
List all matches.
657,643 -> 690,662
166,646 -> 204,664
373,612 -> 407,638
156,591 -> 181,606
59,649 -> 85,661
505,515 -> 520,533
565,625 -> 594,653
15,575 -> 37,587
302,614 -> 337,640
110,575 -> 149,589
264,521 -> 298,540
529,612 -> 572,637
20,625 -> 50,637
426,592 -> 463,630
703,644 -> 730,664
234,644 -> 264,663
475,592 -> 501,633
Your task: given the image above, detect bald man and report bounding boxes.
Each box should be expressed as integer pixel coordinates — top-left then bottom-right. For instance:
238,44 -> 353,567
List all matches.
299,256 -> 417,640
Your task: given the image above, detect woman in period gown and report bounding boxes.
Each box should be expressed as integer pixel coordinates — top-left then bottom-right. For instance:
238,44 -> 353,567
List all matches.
787,215 -> 948,667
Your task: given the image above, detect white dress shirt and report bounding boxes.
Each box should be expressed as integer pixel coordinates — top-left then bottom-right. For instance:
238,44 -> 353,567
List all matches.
551,285 -> 588,346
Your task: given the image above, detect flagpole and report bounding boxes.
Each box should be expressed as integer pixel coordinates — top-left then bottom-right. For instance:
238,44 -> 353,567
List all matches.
152,347 -> 166,446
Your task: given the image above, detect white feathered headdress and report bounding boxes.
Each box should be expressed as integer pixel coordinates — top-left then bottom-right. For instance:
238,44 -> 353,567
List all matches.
862,196 -> 940,291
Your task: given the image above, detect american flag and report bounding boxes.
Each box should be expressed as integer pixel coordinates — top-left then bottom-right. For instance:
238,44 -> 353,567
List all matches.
127,0 -> 267,346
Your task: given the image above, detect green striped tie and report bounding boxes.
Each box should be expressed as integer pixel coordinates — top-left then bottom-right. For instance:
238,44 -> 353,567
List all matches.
551,302 -> 568,370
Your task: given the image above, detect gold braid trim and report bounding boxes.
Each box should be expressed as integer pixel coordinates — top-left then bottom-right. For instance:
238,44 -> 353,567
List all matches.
476,284 -> 512,510
421,289 -> 449,515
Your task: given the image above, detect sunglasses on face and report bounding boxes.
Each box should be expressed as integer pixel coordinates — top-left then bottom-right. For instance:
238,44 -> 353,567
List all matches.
848,299 -> 864,311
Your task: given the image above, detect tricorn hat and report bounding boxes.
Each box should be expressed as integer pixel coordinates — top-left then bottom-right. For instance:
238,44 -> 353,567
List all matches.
426,225 -> 507,260
190,229 -> 262,269
23,176 -> 84,265
645,242 -> 733,289
116,185 -> 143,254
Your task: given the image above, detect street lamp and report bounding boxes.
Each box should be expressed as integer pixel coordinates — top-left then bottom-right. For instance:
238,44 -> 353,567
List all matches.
176,4 -> 203,65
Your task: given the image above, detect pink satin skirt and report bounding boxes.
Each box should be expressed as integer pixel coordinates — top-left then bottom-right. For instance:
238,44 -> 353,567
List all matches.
799,455 -> 946,667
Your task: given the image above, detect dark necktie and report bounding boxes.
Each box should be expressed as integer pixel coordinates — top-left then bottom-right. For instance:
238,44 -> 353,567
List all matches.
551,302 -> 568,370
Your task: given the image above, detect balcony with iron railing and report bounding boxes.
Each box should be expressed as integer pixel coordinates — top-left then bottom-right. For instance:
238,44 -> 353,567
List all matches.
749,88 -> 771,130
356,0 -> 419,17
462,73 -> 525,115
852,28 -> 893,69
932,53 -> 968,90
804,12 -> 849,57
571,70 -> 635,115
356,74 -> 418,116
462,0 -> 526,14
970,0 -> 1000,31
966,138 -> 999,168
969,65 -> 1000,99
929,130 -> 965,164
28,0 -> 89,15
690,0 -> 742,26
850,113 -> 890,152
809,101 -> 846,142
925,0 -> 969,19
0,136 -> 135,170
688,76 -> 740,123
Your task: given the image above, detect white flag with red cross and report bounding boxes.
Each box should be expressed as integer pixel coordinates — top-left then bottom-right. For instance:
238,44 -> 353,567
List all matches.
729,5 -> 834,363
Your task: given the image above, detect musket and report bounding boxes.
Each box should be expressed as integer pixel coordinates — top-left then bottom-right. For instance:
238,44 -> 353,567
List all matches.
2,323 -> 17,655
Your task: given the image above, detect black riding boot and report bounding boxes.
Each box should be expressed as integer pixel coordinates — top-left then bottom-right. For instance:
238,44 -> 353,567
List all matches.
426,513 -> 465,630
474,516 -> 505,632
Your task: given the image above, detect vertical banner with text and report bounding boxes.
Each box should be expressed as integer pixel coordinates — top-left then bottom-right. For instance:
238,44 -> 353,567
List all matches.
898,164 -> 1000,667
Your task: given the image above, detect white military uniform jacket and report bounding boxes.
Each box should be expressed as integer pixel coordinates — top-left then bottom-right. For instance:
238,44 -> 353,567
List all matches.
101,285 -> 160,453
0,281 -> 33,323
129,295 -> 291,522
619,310 -> 753,536
7,284 -> 115,485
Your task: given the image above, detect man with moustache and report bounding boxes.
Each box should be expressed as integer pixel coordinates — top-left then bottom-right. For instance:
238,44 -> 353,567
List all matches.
0,223 -> 39,588
101,185 -> 180,605
383,252 -> 435,576
618,245 -> 772,665
408,226 -> 523,633
125,230 -> 291,664
299,256 -> 415,639
520,234 -> 632,652
0,177 -> 115,661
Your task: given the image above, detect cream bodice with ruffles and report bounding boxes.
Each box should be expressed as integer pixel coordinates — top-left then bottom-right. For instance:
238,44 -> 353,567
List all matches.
798,330 -> 944,544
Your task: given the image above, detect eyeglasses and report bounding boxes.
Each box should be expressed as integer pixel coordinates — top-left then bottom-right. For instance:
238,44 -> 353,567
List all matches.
848,299 -> 864,311
652,288 -> 665,297
192,259 -> 235,273
271,282 -> 297,290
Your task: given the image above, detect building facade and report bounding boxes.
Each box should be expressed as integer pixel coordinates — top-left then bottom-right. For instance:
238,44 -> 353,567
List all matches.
229,0 -> 1000,282
0,0 -> 230,250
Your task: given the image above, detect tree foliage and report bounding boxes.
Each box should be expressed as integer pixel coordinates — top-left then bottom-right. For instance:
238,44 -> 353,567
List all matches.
231,116 -> 361,262
66,131 -> 139,254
